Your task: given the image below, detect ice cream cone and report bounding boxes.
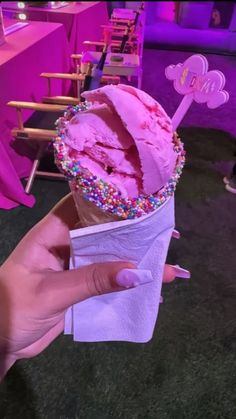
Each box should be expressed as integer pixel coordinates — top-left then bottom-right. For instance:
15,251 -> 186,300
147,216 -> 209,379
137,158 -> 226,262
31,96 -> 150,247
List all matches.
53,84 -> 186,344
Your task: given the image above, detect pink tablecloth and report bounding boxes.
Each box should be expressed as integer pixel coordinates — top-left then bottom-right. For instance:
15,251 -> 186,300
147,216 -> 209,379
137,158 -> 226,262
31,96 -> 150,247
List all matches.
2,2 -> 109,53
0,20 -> 71,209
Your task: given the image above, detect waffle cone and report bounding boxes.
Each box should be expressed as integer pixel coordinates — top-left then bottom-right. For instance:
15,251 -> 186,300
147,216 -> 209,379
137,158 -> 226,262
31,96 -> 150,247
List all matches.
70,186 -> 121,228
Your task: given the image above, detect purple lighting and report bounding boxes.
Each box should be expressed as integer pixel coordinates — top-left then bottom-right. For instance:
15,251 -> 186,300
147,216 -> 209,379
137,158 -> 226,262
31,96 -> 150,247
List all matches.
144,1 -> 236,54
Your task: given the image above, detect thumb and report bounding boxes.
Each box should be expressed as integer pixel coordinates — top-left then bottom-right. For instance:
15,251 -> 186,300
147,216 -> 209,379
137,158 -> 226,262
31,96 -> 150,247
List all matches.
39,261 -> 136,313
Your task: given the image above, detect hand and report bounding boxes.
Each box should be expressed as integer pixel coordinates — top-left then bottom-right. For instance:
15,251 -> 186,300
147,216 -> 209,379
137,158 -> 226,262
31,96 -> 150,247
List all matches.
0,194 -> 134,380
0,193 -> 177,380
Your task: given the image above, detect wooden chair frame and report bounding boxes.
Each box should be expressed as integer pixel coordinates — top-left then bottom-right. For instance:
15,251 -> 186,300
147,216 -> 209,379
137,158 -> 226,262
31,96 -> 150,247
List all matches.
8,101 -> 67,193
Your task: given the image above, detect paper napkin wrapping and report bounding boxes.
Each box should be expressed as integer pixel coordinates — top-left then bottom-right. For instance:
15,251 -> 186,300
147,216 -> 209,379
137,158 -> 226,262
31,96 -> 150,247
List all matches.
65,196 -> 175,343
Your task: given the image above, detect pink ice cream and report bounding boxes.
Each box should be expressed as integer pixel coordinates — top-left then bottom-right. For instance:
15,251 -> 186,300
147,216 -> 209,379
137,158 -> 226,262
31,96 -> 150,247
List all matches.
63,84 -> 177,198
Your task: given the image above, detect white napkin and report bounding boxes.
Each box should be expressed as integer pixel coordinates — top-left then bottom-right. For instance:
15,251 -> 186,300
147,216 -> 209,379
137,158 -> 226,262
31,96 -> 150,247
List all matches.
65,196 -> 175,343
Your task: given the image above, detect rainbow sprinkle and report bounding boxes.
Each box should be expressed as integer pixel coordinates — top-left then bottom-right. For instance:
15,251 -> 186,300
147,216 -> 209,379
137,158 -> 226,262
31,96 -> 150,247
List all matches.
53,103 -> 186,220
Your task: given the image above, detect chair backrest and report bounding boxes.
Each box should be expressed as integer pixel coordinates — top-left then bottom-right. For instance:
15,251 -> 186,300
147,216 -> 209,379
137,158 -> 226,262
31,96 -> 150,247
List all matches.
165,54 -> 229,131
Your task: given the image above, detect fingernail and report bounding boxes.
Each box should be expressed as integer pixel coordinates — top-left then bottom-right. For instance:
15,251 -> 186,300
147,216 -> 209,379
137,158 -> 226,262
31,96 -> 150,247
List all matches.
116,269 -> 154,289
172,265 -> 191,279
172,229 -> 181,239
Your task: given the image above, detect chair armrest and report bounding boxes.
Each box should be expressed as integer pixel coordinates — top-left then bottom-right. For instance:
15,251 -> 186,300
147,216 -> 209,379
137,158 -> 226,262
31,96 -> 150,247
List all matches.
7,101 -> 67,112
11,127 -> 58,141
40,72 -> 84,81
71,53 -> 82,60
83,40 -> 133,47
101,24 -> 130,31
110,18 -> 133,24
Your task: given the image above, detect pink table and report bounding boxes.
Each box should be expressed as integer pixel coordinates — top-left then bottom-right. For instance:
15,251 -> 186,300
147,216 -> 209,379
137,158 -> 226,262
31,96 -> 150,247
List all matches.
0,19 -> 71,209
2,2 -> 109,53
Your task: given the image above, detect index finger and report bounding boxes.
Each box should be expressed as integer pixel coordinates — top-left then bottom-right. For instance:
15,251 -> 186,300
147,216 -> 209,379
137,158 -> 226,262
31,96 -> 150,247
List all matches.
49,192 -> 78,230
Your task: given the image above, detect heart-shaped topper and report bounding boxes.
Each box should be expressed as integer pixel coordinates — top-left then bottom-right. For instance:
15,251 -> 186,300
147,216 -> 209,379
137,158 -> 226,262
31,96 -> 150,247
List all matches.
165,54 -> 229,130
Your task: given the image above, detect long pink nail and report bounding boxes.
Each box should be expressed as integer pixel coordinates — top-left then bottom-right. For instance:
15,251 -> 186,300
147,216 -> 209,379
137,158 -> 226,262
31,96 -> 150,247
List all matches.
172,265 -> 191,279
116,269 -> 153,288
172,229 -> 181,239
